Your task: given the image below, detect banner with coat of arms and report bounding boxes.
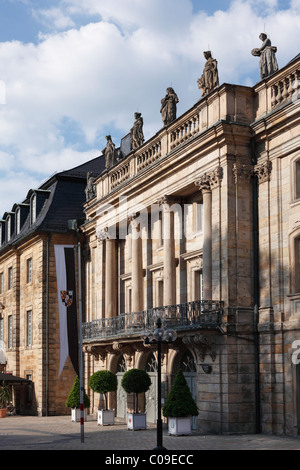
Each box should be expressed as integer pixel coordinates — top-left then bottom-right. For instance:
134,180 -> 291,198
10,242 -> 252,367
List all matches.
54,245 -> 79,377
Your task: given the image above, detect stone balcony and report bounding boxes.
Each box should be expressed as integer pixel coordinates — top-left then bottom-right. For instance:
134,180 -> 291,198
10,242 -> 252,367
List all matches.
82,300 -> 224,343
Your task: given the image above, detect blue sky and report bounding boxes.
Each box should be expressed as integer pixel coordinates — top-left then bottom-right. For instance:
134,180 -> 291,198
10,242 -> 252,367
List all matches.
0,0 -> 299,216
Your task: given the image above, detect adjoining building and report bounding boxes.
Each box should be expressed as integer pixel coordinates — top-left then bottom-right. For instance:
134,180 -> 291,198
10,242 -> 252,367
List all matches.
81,52 -> 300,435
0,157 -> 105,415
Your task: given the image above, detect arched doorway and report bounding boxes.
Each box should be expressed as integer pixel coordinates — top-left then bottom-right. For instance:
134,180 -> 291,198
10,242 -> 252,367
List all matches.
116,355 -> 127,420
145,353 -> 158,424
180,350 -> 197,429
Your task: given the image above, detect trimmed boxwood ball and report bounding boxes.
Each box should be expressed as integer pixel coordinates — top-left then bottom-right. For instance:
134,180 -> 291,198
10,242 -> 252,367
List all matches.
121,368 -> 151,413
89,370 -> 117,410
163,369 -> 199,418
66,376 -> 90,409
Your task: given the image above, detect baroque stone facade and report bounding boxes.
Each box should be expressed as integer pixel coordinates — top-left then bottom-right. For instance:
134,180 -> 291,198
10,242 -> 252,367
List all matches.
82,53 -> 300,435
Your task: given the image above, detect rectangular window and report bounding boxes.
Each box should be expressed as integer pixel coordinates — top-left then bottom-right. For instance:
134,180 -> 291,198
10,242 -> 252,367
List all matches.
0,318 -> 3,348
194,270 -> 203,301
8,315 -> 12,348
16,209 -> 20,235
7,216 -> 11,242
194,202 -> 203,233
27,258 -> 32,283
27,310 -> 32,347
296,238 -> 300,292
8,267 -> 12,290
0,272 -> 3,294
296,161 -> 300,200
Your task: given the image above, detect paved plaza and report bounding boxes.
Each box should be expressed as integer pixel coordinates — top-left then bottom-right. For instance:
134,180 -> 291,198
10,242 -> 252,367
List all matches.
0,415 -> 299,454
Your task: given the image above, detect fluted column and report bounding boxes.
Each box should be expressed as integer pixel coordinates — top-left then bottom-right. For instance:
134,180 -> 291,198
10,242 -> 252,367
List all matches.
105,238 -> 117,318
202,184 -> 212,300
130,215 -> 143,312
159,196 -> 176,306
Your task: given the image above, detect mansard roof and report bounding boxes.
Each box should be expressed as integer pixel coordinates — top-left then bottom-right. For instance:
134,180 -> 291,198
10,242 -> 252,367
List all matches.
0,154 -> 105,252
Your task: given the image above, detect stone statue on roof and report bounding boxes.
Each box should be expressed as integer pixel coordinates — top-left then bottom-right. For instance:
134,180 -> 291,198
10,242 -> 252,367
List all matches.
251,33 -> 278,80
102,135 -> 116,170
197,51 -> 219,96
85,172 -> 96,201
160,87 -> 179,126
130,112 -> 144,150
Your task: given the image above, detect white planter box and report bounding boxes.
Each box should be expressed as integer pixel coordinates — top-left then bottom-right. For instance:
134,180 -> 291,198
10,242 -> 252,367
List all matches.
168,417 -> 192,436
71,408 -> 87,422
97,409 -> 115,426
127,412 -> 147,430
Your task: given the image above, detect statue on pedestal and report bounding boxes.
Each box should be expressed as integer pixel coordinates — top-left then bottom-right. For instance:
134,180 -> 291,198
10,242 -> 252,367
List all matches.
197,51 -> 219,96
160,87 -> 179,126
130,112 -> 144,150
85,172 -> 96,201
102,135 -> 116,170
251,33 -> 278,80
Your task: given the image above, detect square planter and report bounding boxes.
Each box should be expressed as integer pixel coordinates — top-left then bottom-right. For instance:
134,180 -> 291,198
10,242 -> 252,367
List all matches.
71,408 -> 87,422
0,409 -> 7,418
127,412 -> 147,430
97,409 -> 115,426
168,417 -> 192,436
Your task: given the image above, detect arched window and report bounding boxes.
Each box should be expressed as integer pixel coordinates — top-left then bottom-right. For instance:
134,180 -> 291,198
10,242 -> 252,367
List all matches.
116,355 -> 127,373
146,353 -> 158,373
180,351 -> 196,372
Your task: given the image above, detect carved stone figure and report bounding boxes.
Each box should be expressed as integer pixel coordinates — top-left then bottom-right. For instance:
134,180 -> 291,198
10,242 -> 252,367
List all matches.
130,112 -> 144,150
85,172 -> 96,201
197,51 -> 219,96
102,135 -> 116,170
160,87 -> 179,126
251,33 -> 278,80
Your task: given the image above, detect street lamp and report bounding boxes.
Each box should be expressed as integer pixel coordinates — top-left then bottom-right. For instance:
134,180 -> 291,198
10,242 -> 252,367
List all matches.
143,316 -> 177,451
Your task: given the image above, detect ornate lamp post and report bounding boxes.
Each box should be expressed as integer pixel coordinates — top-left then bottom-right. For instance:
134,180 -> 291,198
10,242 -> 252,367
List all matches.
143,316 -> 177,451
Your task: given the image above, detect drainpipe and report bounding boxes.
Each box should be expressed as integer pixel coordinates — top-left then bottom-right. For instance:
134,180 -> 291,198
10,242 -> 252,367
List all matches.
45,233 -> 52,417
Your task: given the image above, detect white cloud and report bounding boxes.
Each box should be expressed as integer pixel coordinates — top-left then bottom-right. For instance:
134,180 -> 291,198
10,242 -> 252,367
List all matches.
0,0 -> 299,216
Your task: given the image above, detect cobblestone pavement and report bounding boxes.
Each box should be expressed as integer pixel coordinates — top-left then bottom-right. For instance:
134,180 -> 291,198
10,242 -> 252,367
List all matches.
0,415 -> 299,455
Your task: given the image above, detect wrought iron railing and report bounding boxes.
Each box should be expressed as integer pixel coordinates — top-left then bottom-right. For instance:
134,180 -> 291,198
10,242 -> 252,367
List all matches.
82,300 -> 224,342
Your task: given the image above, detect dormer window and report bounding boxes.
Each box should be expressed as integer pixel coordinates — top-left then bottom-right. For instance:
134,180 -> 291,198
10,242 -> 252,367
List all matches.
16,208 -> 20,235
0,222 -> 3,247
7,215 -> 11,242
31,194 -> 37,224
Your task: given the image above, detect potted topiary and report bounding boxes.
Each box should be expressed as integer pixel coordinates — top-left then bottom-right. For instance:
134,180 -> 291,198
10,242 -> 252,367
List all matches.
121,368 -> 151,430
163,369 -> 199,435
89,370 -> 117,426
0,381 -> 11,418
66,376 -> 90,422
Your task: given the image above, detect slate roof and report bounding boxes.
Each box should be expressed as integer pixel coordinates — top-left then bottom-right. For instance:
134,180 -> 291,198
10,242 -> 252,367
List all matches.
0,154 -> 105,252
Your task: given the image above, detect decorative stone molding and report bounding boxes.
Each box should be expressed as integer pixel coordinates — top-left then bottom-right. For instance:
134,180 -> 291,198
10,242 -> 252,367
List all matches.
254,160 -> 272,184
84,345 -> 107,361
195,166 -> 223,192
182,334 -> 216,362
232,163 -> 253,184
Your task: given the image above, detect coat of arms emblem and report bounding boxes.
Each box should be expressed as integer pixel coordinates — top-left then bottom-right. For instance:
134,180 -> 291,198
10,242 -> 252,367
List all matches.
60,290 -> 73,307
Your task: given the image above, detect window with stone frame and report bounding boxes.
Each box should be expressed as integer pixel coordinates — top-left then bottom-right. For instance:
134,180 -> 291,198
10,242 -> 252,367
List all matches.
294,236 -> 300,293
8,266 -> 12,290
290,231 -> 300,294
0,272 -> 3,294
27,258 -> 32,284
296,159 -> 300,200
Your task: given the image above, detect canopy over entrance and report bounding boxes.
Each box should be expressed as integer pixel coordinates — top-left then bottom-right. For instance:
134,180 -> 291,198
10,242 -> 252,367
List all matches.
0,373 -> 32,384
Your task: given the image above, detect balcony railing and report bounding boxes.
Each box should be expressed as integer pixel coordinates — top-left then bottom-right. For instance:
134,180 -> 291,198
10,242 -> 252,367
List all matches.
82,300 -> 224,342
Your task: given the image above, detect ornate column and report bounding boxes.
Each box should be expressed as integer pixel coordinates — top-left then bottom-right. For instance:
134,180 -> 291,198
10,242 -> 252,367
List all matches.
129,214 -> 143,313
195,167 -> 222,300
195,176 -> 212,300
159,196 -> 176,306
105,237 -> 117,318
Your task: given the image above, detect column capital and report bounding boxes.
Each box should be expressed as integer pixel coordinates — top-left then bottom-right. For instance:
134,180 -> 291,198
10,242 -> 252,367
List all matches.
254,160 -> 272,184
157,195 -> 181,208
232,163 -> 253,184
195,166 -> 223,192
